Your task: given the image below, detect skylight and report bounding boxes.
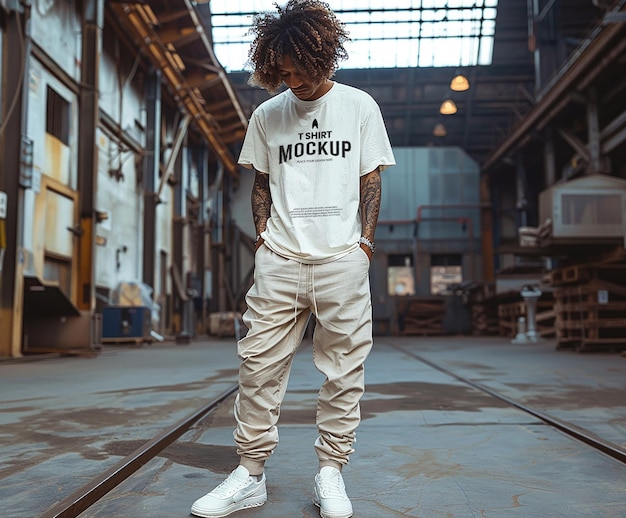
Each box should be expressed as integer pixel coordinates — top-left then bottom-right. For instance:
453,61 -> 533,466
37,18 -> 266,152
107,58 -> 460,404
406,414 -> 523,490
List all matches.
209,0 -> 498,71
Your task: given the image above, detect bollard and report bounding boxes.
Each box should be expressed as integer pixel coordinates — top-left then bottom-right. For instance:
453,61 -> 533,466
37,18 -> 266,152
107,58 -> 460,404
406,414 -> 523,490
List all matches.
521,285 -> 542,343
511,316 -> 528,344
511,285 -> 543,344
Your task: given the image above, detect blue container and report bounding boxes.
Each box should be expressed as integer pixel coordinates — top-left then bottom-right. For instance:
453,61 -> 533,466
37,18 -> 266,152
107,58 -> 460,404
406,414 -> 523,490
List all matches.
102,306 -> 151,340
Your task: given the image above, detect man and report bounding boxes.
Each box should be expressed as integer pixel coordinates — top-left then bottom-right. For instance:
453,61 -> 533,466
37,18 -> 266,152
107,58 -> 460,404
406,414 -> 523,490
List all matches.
191,1 -> 395,517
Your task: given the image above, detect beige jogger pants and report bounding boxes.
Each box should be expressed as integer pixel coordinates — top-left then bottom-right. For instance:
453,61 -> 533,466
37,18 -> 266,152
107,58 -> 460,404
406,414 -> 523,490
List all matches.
234,244 -> 373,475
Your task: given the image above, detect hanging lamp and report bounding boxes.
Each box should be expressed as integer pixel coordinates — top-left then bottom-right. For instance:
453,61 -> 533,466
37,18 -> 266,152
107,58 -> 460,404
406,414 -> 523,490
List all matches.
439,99 -> 457,115
433,122 -> 447,137
450,73 -> 470,92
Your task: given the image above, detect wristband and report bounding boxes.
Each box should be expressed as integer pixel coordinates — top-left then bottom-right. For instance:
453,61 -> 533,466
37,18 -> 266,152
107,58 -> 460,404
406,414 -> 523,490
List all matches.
359,236 -> 375,254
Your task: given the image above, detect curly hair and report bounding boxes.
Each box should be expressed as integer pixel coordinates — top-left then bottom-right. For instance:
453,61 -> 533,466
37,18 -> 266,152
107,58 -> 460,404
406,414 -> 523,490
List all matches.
246,0 -> 350,93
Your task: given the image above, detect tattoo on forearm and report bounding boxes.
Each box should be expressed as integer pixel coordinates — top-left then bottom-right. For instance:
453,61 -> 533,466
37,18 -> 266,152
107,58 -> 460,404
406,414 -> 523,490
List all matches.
360,168 -> 381,240
252,171 -> 272,234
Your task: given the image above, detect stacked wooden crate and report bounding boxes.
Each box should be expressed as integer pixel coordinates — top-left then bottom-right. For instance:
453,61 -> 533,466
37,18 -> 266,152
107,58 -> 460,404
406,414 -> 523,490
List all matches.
497,295 -> 556,339
393,297 -> 446,336
466,283 -> 500,336
471,301 -> 500,336
549,252 -> 626,352
464,283 -> 555,338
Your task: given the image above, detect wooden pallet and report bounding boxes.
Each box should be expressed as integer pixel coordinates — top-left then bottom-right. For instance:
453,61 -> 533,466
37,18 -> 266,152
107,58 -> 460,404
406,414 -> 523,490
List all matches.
549,248 -> 626,287
467,285 -> 528,337
553,279 -> 626,352
497,300 -> 556,339
553,279 -> 626,301
556,334 -> 626,353
394,297 -> 445,336
550,264 -> 626,287
471,303 -> 500,336
465,282 -> 497,304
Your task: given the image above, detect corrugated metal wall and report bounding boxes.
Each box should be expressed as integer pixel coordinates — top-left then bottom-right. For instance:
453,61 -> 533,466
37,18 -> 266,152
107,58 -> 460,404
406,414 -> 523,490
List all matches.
371,146 -> 483,331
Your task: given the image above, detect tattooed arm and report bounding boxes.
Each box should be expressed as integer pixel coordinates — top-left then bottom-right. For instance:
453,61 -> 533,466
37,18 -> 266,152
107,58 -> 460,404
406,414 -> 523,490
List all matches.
252,170 -> 272,251
359,167 -> 382,259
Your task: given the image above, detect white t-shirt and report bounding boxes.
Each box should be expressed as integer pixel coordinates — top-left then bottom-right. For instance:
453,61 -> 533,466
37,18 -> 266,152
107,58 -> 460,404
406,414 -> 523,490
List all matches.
238,82 -> 395,264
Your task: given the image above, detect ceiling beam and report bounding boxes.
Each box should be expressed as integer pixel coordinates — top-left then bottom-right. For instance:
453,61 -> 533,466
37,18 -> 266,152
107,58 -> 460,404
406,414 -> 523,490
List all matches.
482,3 -> 626,172
110,1 -> 248,177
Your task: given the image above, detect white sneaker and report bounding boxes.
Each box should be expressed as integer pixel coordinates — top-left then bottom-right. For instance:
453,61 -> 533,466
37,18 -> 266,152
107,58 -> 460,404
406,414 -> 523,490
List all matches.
190,465 -> 267,517
313,466 -> 353,518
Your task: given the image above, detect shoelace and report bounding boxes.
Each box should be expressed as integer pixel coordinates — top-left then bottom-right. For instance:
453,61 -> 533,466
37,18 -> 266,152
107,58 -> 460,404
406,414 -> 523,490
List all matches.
212,472 -> 250,497
318,471 -> 346,499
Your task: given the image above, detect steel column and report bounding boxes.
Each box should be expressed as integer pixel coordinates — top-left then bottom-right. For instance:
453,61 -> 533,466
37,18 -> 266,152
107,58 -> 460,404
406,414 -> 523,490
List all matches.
142,69 -> 161,290
586,88 -> 603,174
197,143 -> 209,332
480,174 -> 495,281
0,6 -> 30,357
77,0 -> 103,312
172,146 -> 192,342
515,155 -> 528,228
543,128 -> 556,185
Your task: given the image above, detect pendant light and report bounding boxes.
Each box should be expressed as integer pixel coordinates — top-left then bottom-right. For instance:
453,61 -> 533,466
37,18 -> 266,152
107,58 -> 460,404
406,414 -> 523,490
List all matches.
433,123 -> 447,137
439,99 -> 457,115
450,73 -> 470,92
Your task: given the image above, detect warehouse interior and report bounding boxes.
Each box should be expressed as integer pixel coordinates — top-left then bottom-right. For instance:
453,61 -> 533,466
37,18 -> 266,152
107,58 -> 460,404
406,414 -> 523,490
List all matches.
1,0 -> 626,358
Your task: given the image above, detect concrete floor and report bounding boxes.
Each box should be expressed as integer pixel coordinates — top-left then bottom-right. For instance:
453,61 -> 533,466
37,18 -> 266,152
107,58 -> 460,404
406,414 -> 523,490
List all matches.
1,336 -> 625,517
